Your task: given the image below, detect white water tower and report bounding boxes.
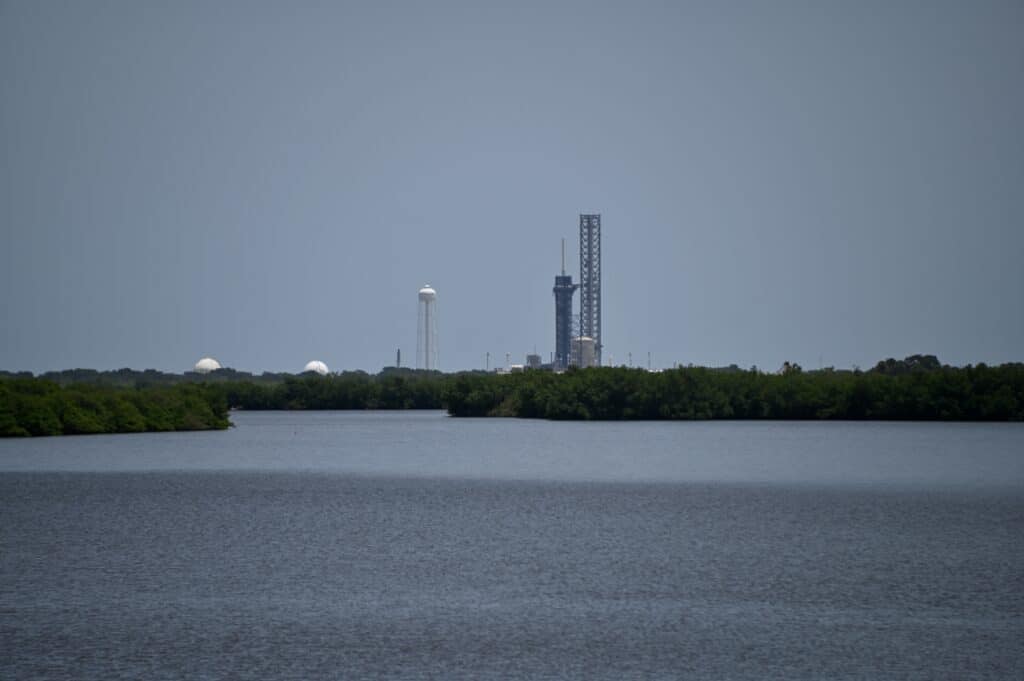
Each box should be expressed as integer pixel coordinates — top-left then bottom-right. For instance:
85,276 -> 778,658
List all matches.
417,284 -> 438,370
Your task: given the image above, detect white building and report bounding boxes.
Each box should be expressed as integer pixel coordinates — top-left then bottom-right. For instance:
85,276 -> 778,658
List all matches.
570,337 -> 597,368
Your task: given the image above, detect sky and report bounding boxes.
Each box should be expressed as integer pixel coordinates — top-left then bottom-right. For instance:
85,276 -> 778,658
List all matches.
2,0 -> 1022,374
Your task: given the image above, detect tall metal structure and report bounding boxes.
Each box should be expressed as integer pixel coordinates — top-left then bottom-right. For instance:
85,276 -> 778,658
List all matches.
417,284 -> 438,370
553,239 -> 578,370
578,214 -> 602,366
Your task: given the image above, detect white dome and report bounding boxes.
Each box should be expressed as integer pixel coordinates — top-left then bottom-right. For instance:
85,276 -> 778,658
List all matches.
194,357 -> 221,374
303,360 -> 329,375
418,284 -> 436,301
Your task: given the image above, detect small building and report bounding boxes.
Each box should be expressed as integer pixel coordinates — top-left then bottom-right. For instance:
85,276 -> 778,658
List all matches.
570,336 -> 597,368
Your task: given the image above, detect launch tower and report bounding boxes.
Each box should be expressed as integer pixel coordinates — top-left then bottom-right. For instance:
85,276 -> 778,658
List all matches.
553,239 -> 578,370
578,214 -> 602,365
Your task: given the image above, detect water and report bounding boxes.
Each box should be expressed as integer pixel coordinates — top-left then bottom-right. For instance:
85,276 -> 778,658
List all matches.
2,413 -> 1022,679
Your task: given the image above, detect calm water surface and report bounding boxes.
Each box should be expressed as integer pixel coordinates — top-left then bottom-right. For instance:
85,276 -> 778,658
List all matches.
1,412 -> 1022,679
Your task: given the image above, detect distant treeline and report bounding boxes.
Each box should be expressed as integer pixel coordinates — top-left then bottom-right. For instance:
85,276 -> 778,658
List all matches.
0,368 -> 449,436
442,357 -> 1024,421
0,367 -> 449,410
0,366 -> 292,388
222,370 -> 448,410
0,380 -> 230,437
2,357 -> 1022,436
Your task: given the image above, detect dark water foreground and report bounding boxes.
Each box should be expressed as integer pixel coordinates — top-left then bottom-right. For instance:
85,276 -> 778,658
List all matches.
1,414 -> 1022,679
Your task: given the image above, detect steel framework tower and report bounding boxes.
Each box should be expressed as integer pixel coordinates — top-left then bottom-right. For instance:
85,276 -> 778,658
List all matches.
578,214 -> 602,365
553,239 -> 578,370
417,284 -> 438,370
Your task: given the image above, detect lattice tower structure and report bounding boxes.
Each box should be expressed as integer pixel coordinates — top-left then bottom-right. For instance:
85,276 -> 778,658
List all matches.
578,214 -> 602,365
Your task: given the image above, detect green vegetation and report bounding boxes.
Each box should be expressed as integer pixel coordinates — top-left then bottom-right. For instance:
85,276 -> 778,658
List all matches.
0,368 -> 447,437
0,380 -> 230,437
221,370 -> 447,410
442,357 -> 1024,421
2,356 -> 1022,436
8,366 -> 288,388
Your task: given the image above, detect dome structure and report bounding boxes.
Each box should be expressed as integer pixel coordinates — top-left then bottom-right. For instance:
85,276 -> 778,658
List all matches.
303,360 -> 329,375
418,284 -> 436,302
194,357 -> 221,374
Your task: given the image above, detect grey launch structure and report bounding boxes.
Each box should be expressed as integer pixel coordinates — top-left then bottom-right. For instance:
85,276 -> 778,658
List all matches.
553,239 -> 578,370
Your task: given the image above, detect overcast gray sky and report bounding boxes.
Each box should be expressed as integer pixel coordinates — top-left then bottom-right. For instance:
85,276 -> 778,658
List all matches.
2,0 -> 1021,374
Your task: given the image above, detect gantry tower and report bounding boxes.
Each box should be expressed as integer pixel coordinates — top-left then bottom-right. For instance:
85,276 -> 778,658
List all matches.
578,214 -> 602,365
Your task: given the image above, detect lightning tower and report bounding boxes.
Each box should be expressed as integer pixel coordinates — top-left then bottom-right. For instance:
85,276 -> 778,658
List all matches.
578,214 -> 602,366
